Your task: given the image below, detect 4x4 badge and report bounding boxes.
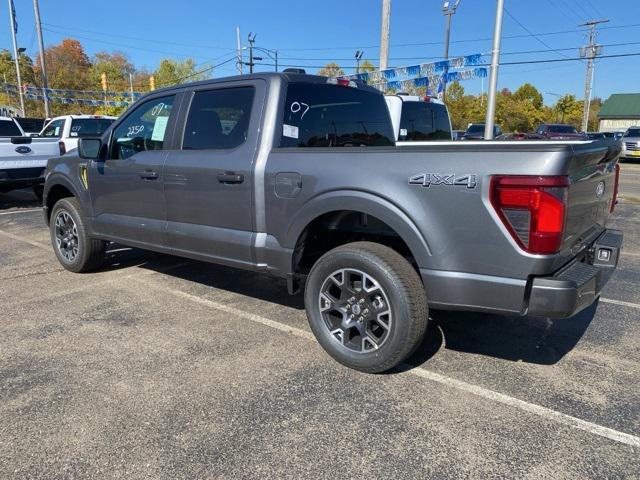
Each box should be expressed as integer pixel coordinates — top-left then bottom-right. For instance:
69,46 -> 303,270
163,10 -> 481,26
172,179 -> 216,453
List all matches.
409,173 -> 477,189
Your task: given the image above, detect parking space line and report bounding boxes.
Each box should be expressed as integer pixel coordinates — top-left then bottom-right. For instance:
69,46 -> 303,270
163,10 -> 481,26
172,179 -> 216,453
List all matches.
133,276 -> 640,449
0,228 -> 50,250
601,298 -> 640,309
0,208 -> 42,216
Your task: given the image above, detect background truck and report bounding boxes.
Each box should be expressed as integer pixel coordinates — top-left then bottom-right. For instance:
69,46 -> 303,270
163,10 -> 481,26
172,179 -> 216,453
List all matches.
40,115 -> 117,154
42,72 -> 622,373
0,116 -> 62,198
385,94 -> 452,142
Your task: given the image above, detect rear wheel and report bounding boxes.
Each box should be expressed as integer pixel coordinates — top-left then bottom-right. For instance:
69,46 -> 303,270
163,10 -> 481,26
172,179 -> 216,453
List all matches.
304,242 -> 428,373
50,197 -> 105,273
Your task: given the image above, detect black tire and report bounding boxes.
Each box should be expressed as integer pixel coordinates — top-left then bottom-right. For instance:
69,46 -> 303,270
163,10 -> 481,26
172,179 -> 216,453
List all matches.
50,197 -> 106,273
304,242 -> 428,373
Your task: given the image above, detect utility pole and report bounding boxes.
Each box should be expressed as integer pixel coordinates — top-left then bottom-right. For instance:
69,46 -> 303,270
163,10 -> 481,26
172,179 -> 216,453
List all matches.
484,0 -> 504,140
580,19 -> 608,132
128,72 -> 134,103
33,0 -> 50,117
7,0 -> 25,116
236,27 -> 243,75
247,32 -> 256,73
379,0 -> 391,70
355,50 -> 363,74
441,0 -> 461,99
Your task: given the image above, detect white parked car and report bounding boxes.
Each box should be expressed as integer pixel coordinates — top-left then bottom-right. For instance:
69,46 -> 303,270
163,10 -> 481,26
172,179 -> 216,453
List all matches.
40,115 -> 117,154
384,94 -> 453,142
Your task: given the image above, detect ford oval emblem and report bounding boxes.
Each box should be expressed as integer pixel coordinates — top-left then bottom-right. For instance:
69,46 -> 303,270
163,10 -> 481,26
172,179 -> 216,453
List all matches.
15,145 -> 31,154
595,181 -> 605,198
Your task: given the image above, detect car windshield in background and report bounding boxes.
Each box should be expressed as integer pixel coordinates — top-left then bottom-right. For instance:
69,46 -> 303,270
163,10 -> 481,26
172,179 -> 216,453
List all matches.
70,118 -> 115,137
624,128 -> 640,137
466,125 -> 484,134
280,83 -> 394,147
549,125 -> 578,134
0,120 -> 23,137
400,102 -> 451,140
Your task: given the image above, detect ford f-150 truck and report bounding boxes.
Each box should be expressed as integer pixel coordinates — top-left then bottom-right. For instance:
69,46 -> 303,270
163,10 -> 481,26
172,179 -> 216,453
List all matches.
42,72 -> 623,373
0,116 -> 62,198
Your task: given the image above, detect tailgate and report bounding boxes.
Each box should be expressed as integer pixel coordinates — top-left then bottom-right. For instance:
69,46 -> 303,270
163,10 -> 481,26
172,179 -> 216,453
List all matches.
0,137 -> 60,170
564,139 -> 620,248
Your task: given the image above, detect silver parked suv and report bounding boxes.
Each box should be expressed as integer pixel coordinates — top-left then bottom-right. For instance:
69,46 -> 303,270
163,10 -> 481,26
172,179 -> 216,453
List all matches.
621,127 -> 640,160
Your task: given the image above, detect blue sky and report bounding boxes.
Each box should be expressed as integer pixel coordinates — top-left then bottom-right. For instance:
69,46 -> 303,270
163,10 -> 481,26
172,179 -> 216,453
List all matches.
2,0 -> 640,104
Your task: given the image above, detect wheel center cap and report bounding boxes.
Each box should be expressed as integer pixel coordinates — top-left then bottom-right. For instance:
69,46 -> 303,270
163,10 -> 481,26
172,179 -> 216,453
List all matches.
351,304 -> 362,315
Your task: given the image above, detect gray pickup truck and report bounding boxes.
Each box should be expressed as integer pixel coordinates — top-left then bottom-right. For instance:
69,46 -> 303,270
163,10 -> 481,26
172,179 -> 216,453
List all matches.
42,72 -> 622,372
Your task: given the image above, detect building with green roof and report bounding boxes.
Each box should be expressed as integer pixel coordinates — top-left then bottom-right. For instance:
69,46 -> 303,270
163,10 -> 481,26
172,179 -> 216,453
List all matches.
598,93 -> 640,132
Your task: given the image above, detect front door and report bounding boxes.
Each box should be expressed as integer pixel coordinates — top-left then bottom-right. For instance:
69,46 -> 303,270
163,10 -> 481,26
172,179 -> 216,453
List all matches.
163,83 -> 261,266
89,94 -> 176,247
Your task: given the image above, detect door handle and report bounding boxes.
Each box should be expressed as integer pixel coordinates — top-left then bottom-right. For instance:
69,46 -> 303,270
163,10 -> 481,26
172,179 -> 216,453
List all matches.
140,170 -> 159,180
217,172 -> 244,184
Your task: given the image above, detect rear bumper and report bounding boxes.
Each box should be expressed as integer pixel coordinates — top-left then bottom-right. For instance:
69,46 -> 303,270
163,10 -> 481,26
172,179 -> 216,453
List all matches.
527,229 -> 622,318
420,228 -> 622,319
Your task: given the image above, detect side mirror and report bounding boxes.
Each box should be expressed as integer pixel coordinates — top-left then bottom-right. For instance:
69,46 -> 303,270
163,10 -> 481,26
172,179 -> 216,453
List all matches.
78,138 -> 102,159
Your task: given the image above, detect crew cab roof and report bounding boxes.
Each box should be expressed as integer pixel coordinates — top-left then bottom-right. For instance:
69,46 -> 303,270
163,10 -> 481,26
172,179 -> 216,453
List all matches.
139,72 -> 382,100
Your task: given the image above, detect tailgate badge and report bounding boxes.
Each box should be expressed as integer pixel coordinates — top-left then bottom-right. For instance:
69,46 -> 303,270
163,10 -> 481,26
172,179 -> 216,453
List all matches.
15,146 -> 31,154
595,181 -> 605,198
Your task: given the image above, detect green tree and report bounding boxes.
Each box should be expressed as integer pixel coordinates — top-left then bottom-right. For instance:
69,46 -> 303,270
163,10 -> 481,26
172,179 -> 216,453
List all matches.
154,58 -> 207,88
513,83 -> 543,110
317,62 -> 344,77
358,60 -> 376,74
90,51 -> 135,92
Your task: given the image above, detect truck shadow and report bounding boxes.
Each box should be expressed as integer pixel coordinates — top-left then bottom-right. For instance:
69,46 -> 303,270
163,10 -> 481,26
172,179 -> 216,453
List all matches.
0,190 -> 40,210
407,303 -> 598,367
125,250 -> 596,367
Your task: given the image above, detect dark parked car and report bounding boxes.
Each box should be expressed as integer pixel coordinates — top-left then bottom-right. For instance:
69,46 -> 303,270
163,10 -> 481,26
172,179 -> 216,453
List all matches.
462,123 -> 502,140
536,124 -> 588,140
42,72 -> 623,373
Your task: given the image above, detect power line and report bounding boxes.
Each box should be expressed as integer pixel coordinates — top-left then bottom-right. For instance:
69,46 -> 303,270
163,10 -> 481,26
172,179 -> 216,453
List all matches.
504,8 -> 572,59
253,51 -> 640,71
274,23 -> 640,52
41,22 -> 236,52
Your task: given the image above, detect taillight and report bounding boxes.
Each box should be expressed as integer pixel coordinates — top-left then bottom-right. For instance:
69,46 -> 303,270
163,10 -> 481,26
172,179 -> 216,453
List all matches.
58,141 -> 66,156
610,163 -> 620,212
490,175 -> 569,254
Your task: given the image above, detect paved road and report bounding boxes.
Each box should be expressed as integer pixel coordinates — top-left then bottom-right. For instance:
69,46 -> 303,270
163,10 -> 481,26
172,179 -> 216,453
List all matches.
0,165 -> 638,479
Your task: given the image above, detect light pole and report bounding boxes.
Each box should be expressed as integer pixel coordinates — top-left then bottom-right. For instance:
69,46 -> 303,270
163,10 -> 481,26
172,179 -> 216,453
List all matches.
441,0 -> 461,99
355,50 -> 363,74
33,0 -> 50,117
247,33 -> 256,73
7,0 -> 25,116
484,0 -> 504,140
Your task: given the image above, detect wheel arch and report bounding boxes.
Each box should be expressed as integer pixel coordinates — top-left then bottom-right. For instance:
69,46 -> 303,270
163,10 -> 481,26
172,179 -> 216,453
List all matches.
286,190 -> 432,274
43,174 -> 83,225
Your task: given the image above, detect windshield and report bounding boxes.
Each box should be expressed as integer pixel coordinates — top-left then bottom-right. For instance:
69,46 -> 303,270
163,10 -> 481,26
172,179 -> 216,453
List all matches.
624,128 -> 640,137
466,124 -> 484,134
0,119 -> 23,137
280,83 -> 394,147
70,118 -> 115,137
548,125 -> 578,134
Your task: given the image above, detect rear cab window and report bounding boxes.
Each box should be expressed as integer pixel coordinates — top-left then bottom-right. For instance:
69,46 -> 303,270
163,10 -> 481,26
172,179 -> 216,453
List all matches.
0,119 -> 23,137
280,82 -> 394,147
399,102 -> 451,141
70,118 -> 115,138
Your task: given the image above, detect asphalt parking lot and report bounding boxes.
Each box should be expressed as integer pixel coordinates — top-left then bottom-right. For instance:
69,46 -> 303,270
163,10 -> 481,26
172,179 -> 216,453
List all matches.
1,163 -> 639,479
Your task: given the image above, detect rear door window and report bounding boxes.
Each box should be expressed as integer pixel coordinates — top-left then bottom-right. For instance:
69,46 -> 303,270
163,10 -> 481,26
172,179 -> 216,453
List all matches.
400,102 -> 451,140
280,83 -> 394,147
70,118 -> 115,138
182,87 -> 254,150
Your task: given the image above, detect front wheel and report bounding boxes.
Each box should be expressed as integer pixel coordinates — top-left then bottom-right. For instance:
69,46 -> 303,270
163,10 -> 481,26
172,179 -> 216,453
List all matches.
304,242 -> 428,373
50,197 -> 106,273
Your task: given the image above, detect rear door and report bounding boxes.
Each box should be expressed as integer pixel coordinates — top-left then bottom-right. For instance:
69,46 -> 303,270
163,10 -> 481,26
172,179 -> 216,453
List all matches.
163,80 -> 263,266
89,94 -> 178,247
